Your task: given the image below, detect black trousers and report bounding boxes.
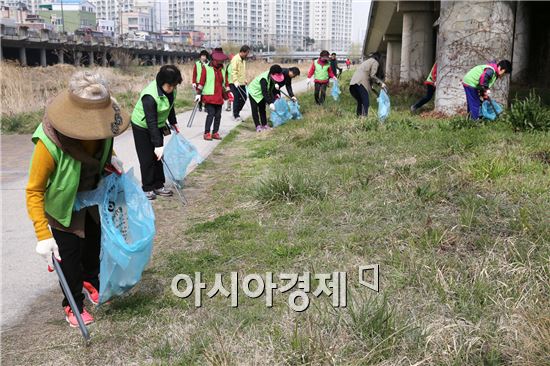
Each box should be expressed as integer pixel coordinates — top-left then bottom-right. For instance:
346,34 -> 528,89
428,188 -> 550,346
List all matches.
349,84 -> 370,116
51,211 -> 100,313
205,104 -> 222,133
412,84 -> 436,110
314,83 -> 328,105
131,122 -> 165,192
249,98 -> 267,127
230,84 -> 248,118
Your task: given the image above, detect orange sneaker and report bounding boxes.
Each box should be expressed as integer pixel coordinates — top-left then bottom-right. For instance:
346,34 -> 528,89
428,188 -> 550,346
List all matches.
204,132 -> 212,141
64,306 -> 94,327
212,132 -> 222,140
83,281 -> 99,305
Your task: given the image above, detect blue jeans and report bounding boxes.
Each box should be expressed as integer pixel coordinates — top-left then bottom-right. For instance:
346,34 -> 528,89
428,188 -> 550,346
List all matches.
464,85 -> 482,119
349,84 -> 370,116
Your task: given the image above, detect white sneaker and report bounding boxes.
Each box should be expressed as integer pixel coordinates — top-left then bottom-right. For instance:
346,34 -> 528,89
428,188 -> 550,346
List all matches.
234,116 -> 242,123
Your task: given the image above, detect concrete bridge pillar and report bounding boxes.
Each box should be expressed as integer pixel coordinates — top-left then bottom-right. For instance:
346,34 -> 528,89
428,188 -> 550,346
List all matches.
74,51 -> 82,66
383,35 -> 402,83
89,51 -> 94,66
512,1 -> 529,83
102,51 -> 108,67
40,48 -> 47,67
57,50 -> 64,64
19,47 -> 27,66
160,55 -> 165,65
435,1 -> 515,114
152,55 -> 158,66
398,1 -> 435,82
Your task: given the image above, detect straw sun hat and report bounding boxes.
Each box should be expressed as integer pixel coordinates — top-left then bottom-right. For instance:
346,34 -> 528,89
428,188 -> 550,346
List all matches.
45,72 -> 130,140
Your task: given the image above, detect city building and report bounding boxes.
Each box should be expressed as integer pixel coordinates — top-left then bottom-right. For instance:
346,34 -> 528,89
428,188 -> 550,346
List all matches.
307,0 -> 352,52
120,8 -> 149,33
37,0 -> 96,33
167,0 -> 351,51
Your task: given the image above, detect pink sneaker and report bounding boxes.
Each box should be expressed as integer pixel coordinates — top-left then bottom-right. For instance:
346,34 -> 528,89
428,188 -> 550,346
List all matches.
64,306 -> 94,327
83,281 -> 99,305
262,125 -> 272,131
256,126 -> 263,132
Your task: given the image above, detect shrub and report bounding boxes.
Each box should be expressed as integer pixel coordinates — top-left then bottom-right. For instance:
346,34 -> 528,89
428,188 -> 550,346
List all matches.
506,91 -> 550,131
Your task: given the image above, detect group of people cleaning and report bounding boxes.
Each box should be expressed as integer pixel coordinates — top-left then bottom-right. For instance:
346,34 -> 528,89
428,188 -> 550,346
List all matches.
191,46 -> 301,139
25,44 -> 512,328
347,51 -> 512,120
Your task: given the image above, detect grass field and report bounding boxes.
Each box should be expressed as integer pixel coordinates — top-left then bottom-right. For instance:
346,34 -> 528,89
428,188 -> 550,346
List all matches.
2,72 -> 549,365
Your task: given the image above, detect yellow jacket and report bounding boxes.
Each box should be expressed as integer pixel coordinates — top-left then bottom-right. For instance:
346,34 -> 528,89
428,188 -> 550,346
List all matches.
229,53 -> 247,85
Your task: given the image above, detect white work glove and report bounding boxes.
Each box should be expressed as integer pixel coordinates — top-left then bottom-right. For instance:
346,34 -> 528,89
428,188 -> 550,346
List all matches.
111,155 -> 124,174
307,77 -> 313,85
381,83 -> 388,91
269,103 -> 276,111
274,84 -> 280,90
234,81 -> 240,87
36,238 -> 61,272
291,96 -> 297,102
171,123 -> 180,133
483,89 -> 491,99
192,83 -> 197,89
154,146 -> 164,160
194,94 -> 201,103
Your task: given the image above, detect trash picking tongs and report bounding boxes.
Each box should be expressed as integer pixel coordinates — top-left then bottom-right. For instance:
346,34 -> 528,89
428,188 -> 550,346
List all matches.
161,156 -> 188,206
186,101 -> 199,128
52,254 -> 91,345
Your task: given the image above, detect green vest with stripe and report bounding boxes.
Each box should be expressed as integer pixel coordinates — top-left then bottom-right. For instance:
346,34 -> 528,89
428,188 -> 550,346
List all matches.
314,61 -> 330,81
131,80 -> 176,129
31,123 -> 112,227
195,60 -> 206,83
247,71 -> 272,103
463,64 -> 497,89
202,64 -> 227,96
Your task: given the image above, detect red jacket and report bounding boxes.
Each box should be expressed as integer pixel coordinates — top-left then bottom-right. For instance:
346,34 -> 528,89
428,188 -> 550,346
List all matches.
198,65 -> 228,105
307,59 -> 336,84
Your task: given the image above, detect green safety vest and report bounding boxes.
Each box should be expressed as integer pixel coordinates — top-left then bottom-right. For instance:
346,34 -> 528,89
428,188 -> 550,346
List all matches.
195,60 -> 206,83
227,63 -> 233,84
463,64 -> 497,89
131,80 -> 176,128
248,71 -> 272,103
31,123 -> 112,227
314,60 -> 330,81
425,64 -> 436,85
202,64 -> 227,96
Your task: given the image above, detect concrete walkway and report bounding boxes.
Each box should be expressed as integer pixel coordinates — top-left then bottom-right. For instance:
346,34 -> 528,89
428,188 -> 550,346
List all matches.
0,78 -> 308,329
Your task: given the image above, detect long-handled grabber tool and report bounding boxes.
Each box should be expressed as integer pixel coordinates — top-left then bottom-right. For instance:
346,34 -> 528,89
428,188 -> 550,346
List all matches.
161,157 -> 188,206
52,254 -> 91,345
187,102 -> 199,128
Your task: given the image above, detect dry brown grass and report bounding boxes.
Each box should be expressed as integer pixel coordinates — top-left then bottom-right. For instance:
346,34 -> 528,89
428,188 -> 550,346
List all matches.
0,61 -> 308,118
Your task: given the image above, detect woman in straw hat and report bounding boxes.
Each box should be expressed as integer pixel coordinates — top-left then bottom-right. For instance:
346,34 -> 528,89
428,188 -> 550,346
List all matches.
26,71 -> 130,327
131,65 -> 183,200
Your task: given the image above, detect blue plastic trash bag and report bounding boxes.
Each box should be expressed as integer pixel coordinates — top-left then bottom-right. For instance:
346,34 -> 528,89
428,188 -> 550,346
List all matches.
162,133 -> 203,186
377,89 -> 391,122
331,79 -> 341,101
74,169 -> 155,304
481,100 -> 503,121
270,98 -> 292,127
287,100 -> 302,120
